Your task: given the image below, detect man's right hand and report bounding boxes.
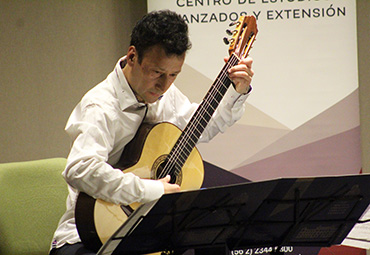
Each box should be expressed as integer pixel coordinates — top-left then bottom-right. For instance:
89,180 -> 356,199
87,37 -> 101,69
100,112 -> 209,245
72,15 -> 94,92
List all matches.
159,175 -> 181,194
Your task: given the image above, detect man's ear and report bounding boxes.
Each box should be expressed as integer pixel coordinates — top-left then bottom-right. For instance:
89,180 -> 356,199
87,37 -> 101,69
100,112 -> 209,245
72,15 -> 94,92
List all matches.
126,46 -> 137,66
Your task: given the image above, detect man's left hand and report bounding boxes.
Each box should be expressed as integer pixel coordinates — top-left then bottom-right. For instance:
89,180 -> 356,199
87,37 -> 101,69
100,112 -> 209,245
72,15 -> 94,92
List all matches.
225,56 -> 254,94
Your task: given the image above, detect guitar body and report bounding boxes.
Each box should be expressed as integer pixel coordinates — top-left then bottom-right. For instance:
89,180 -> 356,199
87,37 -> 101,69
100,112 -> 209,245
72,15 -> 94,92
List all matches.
75,122 -> 204,252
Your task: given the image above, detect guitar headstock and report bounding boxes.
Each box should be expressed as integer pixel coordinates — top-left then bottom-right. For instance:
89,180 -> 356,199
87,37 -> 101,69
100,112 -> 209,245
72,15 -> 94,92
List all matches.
225,16 -> 258,58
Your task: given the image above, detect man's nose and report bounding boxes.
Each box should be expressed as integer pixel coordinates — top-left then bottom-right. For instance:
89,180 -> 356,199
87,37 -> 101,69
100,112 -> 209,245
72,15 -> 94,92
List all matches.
157,75 -> 171,90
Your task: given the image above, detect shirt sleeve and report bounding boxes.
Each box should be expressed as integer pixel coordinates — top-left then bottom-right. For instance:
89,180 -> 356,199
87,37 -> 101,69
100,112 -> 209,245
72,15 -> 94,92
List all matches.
199,85 -> 250,143
63,102 -> 164,206
154,84 -> 250,144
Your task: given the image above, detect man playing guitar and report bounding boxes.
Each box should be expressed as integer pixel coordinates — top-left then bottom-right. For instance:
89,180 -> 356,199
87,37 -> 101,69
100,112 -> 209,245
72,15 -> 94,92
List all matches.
50,9 -> 254,255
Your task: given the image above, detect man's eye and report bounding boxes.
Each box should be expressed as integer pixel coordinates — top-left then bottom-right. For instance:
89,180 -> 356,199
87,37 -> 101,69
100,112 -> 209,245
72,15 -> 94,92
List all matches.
149,71 -> 161,78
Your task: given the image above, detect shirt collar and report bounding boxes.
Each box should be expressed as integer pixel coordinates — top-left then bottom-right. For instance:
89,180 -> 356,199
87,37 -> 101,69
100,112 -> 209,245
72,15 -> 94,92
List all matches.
111,56 -> 146,111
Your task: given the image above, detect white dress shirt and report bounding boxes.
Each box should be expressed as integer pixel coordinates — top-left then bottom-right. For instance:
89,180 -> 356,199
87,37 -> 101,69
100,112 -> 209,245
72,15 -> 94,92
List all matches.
51,56 -> 249,249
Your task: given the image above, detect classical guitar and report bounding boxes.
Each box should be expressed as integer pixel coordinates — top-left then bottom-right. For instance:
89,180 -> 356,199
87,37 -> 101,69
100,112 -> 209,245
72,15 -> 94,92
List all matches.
75,15 -> 258,252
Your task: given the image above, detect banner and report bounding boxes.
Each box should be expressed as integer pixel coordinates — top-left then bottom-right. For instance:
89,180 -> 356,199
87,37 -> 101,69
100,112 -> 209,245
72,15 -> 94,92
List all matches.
148,0 -> 360,179
148,1 -> 362,253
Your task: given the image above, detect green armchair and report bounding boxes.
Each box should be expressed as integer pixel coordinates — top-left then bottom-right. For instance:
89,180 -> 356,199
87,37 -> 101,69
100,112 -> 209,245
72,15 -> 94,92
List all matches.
0,158 -> 68,255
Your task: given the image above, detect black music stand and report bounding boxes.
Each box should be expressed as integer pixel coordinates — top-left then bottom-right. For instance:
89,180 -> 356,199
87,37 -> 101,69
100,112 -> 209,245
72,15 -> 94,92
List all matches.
97,174 -> 370,255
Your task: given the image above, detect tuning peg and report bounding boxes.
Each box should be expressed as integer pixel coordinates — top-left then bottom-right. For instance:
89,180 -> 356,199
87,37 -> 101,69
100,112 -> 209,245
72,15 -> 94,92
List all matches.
229,21 -> 240,27
223,37 -> 235,45
226,29 -> 233,36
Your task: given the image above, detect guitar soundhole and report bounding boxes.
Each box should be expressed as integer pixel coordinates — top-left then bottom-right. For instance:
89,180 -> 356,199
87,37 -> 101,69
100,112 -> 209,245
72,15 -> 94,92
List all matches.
152,155 -> 182,185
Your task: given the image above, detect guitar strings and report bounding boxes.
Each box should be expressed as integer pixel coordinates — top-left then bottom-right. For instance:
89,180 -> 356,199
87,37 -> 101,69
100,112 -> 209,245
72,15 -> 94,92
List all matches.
166,34 -> 257,179
175,54 -> 238,164
158,54 -> 240,181
161,23 -> 256,180
160,54 -> 239,179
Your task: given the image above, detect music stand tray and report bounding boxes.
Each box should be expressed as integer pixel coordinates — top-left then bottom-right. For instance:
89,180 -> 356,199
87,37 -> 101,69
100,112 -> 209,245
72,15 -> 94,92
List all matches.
97,174 -> 370,255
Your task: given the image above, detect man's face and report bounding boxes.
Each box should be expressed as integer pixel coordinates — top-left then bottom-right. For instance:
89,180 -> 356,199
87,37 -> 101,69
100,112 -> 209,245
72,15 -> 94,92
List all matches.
128,45 -> 185,104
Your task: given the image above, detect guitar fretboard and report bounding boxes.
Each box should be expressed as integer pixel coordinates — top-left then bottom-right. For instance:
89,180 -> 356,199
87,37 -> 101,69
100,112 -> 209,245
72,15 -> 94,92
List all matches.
161,53 -> 240,179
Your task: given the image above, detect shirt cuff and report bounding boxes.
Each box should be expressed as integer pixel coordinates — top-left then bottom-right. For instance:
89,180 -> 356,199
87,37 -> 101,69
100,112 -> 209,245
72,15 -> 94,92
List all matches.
227,85 -> 252,108
140,178 -> 165,203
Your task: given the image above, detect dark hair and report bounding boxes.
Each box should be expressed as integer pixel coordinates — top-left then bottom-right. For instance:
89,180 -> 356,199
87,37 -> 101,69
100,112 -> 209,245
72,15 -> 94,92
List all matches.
130,10 -> 192,62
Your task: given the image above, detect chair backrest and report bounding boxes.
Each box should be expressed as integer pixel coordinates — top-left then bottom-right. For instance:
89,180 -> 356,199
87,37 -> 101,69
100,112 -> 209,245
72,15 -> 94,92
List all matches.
0,158 -> 68,255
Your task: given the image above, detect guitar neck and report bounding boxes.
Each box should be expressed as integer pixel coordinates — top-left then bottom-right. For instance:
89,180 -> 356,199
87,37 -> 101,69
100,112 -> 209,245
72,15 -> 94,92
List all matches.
163,53 -> 240,177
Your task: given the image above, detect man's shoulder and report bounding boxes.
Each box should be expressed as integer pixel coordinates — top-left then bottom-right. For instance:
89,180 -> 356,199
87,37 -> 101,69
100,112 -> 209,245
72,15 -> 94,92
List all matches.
80,80 -> 118,110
